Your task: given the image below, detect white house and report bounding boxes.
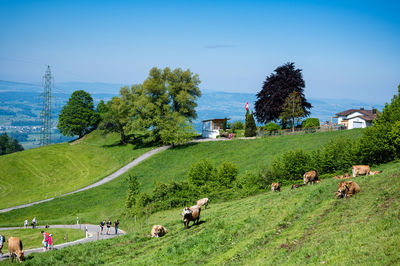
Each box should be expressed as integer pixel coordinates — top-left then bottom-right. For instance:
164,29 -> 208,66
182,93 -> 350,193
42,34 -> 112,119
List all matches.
336,108 -> 377,129
202,118 -> 229,138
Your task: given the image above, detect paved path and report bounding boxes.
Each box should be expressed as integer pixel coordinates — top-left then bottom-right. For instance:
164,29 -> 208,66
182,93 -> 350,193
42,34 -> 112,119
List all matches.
0,224 -> 125,261
0,137 -> 239,214
0,145 -> 171,214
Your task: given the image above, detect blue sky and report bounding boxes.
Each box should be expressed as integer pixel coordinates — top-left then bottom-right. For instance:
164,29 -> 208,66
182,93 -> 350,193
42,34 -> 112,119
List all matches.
0,0 -> 399,104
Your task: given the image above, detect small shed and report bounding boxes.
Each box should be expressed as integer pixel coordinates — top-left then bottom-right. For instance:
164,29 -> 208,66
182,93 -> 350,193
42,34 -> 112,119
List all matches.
202,118 -> 229,138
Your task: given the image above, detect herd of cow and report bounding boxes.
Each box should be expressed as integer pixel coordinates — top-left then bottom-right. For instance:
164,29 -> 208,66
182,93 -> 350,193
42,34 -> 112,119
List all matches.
4,166 -> 379,262
150,165 -> 380,239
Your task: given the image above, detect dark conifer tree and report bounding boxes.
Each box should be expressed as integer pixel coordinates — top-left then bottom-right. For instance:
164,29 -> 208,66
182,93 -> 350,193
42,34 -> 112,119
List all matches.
255,62 -> 312,124
245,110 -> 257,137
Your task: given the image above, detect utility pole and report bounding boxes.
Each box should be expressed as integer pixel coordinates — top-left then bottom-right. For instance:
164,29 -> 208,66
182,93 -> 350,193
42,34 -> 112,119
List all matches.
40,65 -> 53,146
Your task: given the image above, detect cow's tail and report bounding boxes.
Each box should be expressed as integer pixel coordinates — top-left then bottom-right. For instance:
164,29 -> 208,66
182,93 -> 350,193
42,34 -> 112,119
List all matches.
19,240 -> 23,251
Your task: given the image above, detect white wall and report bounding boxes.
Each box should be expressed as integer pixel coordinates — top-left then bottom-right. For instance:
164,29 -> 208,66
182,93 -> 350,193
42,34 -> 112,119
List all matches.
348,117 -> 367,129
202,121 -> 219,138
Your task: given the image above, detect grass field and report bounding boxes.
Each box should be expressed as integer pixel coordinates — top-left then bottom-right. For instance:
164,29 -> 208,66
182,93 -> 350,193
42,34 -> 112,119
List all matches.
8,160 -> 398,265
0,228 -> 83,251
0,131 -> 152,209
0,129 -> 362,228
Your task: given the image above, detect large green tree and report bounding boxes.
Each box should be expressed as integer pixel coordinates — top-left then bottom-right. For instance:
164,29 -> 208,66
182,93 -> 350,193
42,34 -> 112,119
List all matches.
58,90 -> 99,138
0,133 -> 24,155
280,90 -> 306,132
125,67 -> 201,145
255,62 -> 311,124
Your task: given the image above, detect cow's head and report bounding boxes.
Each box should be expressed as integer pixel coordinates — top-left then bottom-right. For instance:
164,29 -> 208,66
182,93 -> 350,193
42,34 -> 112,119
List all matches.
17,249 -> 24,262
182,207 -> 192,221
337,182 -> 350,197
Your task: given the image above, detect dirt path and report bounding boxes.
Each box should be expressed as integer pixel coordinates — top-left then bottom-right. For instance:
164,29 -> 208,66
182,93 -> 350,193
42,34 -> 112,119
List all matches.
0,224 -> 125,261
0,137 -> 239,214
0,145 -> 171,214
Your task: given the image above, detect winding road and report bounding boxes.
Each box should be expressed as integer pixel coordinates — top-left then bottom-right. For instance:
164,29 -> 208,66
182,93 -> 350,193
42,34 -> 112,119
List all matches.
0,224 -> 125,261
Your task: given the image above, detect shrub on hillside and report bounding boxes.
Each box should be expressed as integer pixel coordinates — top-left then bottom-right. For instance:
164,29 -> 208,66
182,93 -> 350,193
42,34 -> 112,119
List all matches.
235,169 -> 274,195
317,137 -> 355,173
302,118 -> 320,129
187,159 -> 216,187
264,122 -> 281,135
216,162 -> 239,188
271,150 -> 311,182
231,121 -> 244,132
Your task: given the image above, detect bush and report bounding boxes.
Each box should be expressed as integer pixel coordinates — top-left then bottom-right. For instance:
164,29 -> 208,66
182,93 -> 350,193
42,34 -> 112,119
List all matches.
187,159 -> 216,187
235,169 -> 274,195
318,137 -> 355,173
264,122 -> 281,135
302,118 -> 320,128
231,121 -> 244,131
271,150 -> 311,182
216,162 -> 239,188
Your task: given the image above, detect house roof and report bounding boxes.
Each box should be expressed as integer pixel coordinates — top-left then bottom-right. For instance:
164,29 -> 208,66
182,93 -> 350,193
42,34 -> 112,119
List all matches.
202,118 -> 230,122
348,115 -> 375,122
336,109 -> 377,120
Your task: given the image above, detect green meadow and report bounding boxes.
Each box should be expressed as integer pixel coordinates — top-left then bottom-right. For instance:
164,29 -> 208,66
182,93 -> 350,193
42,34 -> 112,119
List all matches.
0,228 -> 83,251
0,131 -> 152,209
0,129 -> 361,228
11,160 -> 399,265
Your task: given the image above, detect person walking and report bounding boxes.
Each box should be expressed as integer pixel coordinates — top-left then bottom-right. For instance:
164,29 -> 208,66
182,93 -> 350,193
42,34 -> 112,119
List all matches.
106,219 -> 111,235
41,230 -> 49,251
0,235 -> 5,255
100,220 -> 105,235
48,234 -> 53,250
114,219 -> 119,235
24,219 -> 28,228
32,217 -> 37,229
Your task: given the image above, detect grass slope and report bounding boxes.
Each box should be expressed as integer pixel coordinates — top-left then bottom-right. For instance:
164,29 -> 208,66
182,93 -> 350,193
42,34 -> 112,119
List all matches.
14,161 -> 399,265
0,228 -> 83,251
0,131 -> 152,209
0,129 -> 361,228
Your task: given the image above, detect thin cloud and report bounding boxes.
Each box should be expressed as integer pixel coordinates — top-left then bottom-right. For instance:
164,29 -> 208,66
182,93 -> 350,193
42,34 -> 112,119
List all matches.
204,44 -> 236,49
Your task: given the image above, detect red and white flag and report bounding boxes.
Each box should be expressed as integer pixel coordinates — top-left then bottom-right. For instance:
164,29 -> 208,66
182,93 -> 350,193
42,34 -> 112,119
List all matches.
245,102 -> 249,110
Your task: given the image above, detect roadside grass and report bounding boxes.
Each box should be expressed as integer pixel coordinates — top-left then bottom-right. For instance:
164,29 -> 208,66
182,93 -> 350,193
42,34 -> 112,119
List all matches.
0,131 -> 152,209
0,129 -> 362,228
12,161 -> 399,265
0,228 -> 83,251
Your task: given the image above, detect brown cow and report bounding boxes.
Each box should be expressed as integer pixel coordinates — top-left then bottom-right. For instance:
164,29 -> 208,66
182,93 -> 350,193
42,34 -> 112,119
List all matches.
182,205 -> 201,228
7,237 -> 24,263
151,225 -> 168,238
291,183 -> 306,190
271,182 -> 280,192
352,165 -> 370,177
334,173 -> 351,180
197,198 -> 209,209
370,171 -> 382,175
303,170 -> 319,184
335,181 -> 360,198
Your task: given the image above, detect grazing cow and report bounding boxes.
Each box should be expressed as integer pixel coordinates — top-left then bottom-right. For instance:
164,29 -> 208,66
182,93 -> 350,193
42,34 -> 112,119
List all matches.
197,198 -> 209,209
291,184 -> 305,190
7,237 -> 24,263
303,170 -> 319,185
182,205 -> 201,228
335,181 -> 360,198
370,171 -> 382,175
334,173 -> 351,180
271,182 -> 280,192
352,165 -> 370,177
151,225 -> 168,238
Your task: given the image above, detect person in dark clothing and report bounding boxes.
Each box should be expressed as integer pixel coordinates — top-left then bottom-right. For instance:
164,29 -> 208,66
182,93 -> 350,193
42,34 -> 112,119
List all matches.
106,219 -> 111,235
100,220 -> 105,235
114,220 -> 119,235
0,235 -> 5,255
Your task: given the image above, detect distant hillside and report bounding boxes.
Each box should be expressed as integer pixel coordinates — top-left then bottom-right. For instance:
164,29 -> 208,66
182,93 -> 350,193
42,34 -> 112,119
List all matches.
0,79 -> 385,134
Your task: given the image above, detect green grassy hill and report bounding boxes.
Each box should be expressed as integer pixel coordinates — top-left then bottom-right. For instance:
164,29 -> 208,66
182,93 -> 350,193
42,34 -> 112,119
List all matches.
0,129 -> 361,228
10,160 -> 399,265
0,131 -> 152,209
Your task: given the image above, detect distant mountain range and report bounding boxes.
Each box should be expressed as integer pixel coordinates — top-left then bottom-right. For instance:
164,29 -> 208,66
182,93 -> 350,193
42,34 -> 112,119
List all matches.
0,80 -> 386,132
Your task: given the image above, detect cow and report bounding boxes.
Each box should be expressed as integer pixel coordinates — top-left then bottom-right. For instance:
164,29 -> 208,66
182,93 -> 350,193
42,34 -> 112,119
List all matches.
291,183 -> 306,190
303,170 -> 319,185
182,205 -> 201,228
197,198 -> 209,209
352,165 -> 370,177
151,225 -> 168,238
335,181 -> 360,198
7,237 -> 24,263
271,182 -> 280,192
370,171 -> 382,175
334,173 -> 351,180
